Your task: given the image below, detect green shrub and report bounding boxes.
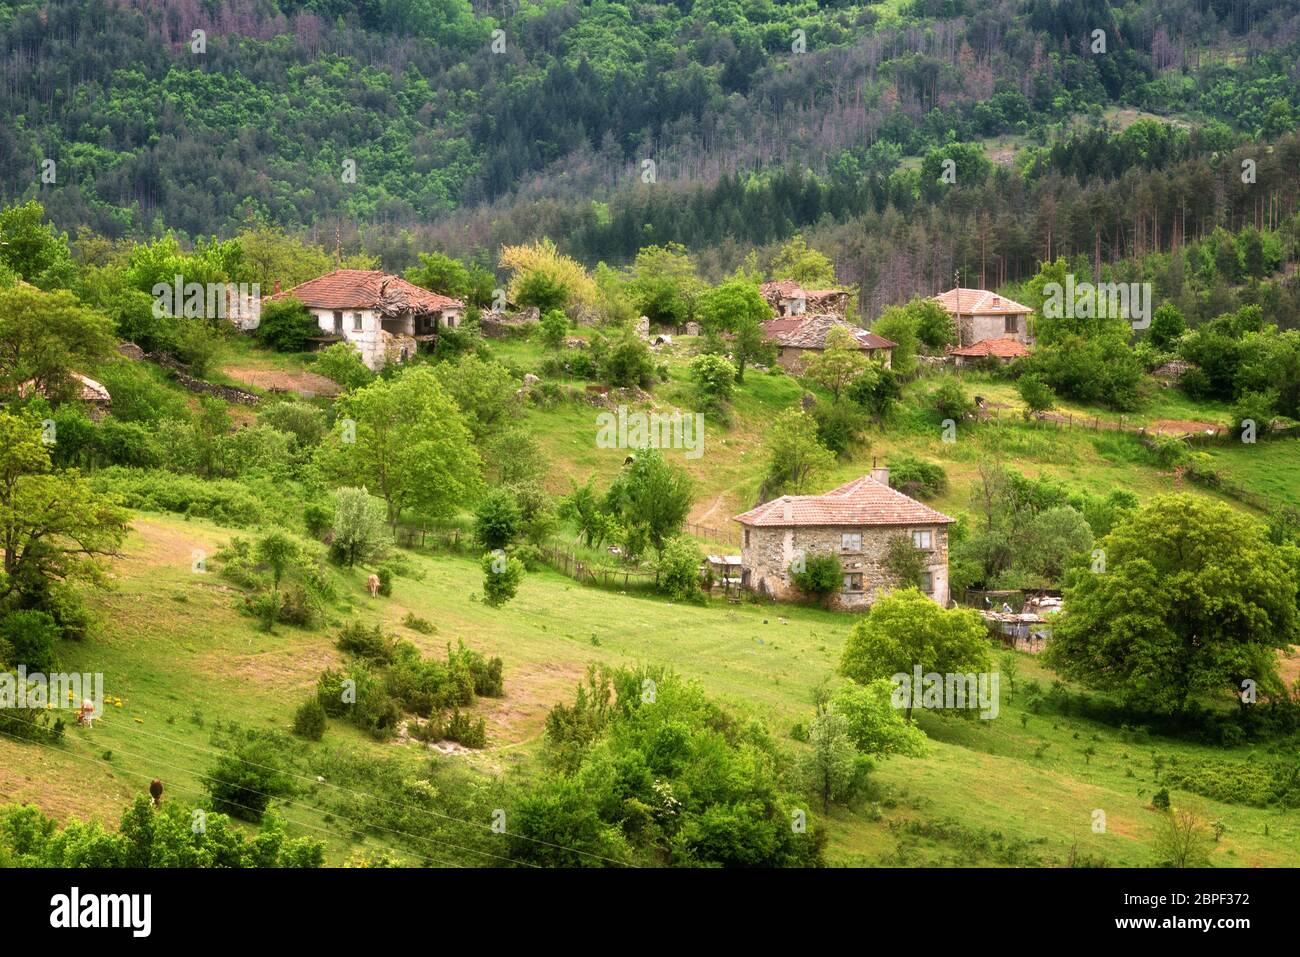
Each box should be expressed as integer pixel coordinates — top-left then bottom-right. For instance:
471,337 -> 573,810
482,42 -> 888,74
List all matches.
887,454 -> 948,498
312,342 -> 375,391
401,612 -> 435,634
257,297 -> 319,352
931,378 -> 975,423
276,584 -> 317,627
335,621 -> 396,664
654,536 -> 704,602
444,709 -> 487,748
90,467 -> 266,526
292,697 -> 327,741
790,554 -> 842,606
481,552 -> 525,607
688,353 -> 736,408
539,308 -> 568,348
0,610 -> 59,672
205,733 -> 294,822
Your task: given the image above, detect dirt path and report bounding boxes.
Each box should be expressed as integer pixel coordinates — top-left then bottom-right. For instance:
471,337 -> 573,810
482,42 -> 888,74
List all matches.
696,490 -> 729,525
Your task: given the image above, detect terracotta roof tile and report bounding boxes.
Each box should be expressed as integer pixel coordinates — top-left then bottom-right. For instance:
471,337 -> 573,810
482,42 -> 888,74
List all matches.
733,476 -> 953,527
932,287 -> 1032,316
267,269 -> 462,313
947,337 -> 1030,358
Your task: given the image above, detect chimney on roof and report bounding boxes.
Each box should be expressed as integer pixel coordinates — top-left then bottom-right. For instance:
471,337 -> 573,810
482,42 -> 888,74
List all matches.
273,280 -> 281,295
782,498 -> 792,523
870,463 -> 890,487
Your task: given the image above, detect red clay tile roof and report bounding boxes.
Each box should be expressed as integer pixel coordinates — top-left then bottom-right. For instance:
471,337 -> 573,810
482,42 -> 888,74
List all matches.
762,315 -> 895,351
734,476 -> 953,528
932,287 -> 1032,316
267,269 -> 462,313
948,337 -> 1030,358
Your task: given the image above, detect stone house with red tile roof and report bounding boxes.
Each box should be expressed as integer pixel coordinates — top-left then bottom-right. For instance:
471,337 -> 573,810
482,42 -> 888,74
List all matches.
733,468 -> 954,609
932,287 -> 1033,348
266,269 -> 464,369
761,315 -> 895,372
947,336 -> 1030,366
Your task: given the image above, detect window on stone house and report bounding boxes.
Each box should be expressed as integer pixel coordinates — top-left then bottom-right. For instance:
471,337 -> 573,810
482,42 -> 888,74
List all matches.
912,529 -> 933,549
1004,315 -> 1018,334
841,532 -> 862,551
920,571 -> 934,594
843,573 -> 863,592
353,312 -> 364,331
332,311 -> 343,334
744,528 -> 750,547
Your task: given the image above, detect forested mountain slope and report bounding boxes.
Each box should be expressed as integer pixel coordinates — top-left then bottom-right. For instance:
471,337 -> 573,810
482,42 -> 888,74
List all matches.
4,0 -> 1300,279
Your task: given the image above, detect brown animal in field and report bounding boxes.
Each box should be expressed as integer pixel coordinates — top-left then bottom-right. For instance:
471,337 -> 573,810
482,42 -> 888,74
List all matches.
149,779 -> 163,807
367,574 -> 380,598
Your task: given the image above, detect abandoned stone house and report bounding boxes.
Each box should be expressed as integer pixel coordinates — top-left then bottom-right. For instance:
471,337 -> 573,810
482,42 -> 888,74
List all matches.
733,469 -> 954,610
932,287 -> 1033,348
266,269 -> 464,370
760,280 -> 850,318
761,314 -> 895,373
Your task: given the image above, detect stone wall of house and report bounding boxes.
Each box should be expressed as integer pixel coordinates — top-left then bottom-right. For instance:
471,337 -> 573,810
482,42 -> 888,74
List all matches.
961,313 -> 1026,346
776,346 -> 812,373
740,522 -> 949,609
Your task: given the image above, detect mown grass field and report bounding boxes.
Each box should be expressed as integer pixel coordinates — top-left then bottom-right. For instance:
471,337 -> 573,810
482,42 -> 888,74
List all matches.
4,508 -> 1296,867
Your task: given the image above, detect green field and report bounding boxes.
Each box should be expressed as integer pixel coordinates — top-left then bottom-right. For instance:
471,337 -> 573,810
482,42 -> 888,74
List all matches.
5,507 -> 1294,867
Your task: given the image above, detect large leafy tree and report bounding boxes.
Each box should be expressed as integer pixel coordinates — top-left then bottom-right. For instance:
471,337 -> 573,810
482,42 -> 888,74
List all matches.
696,278 -> 774,381
1044,495 -> 1300,715
0,412 -> 128,604
0,201 -> 75,290
0,284 -> 117,400
430,353 -> 521,445
317,368 -> 482,526
761,408 -> 835,496
839,589 -> 990,721
625,243 -> 703,326
805,325 -> 870,399
603,448 -> 694,557
500,238 -> 597,313
769,235 -> 835,287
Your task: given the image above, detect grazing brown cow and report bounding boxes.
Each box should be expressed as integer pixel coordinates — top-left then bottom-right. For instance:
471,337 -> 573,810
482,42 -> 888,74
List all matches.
367,574 -> 381,598
149,779 -> 163,808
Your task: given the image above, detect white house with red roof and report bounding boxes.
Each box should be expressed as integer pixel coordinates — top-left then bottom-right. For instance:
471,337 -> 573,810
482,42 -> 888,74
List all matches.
733,467 -> 954,609
266,269 -> 464,369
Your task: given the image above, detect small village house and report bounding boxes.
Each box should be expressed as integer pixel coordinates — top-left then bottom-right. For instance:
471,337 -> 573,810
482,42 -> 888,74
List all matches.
266,269 -> 464,370
932,287 -> 1033,348
947,337 -> 1030,367
18,371 -> 112,419
733,469 -> 954,610
761,314 -> 895,373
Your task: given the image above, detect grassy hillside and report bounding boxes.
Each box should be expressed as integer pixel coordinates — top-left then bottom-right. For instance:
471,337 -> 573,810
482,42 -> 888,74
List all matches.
5,509 -> 1295,867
